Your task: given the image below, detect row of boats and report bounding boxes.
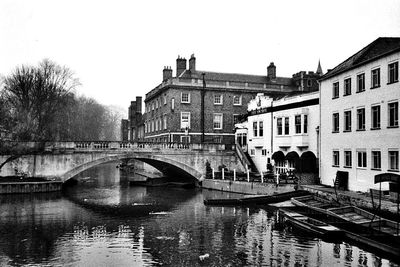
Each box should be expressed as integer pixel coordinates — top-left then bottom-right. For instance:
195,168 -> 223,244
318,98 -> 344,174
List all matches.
204,192 -> 400,259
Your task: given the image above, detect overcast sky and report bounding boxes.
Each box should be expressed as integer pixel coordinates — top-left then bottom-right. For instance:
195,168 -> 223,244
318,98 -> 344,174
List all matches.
1,0 -> 399,109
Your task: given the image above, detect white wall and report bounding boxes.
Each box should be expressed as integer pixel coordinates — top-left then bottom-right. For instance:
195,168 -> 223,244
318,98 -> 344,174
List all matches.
320,51 -> 400,192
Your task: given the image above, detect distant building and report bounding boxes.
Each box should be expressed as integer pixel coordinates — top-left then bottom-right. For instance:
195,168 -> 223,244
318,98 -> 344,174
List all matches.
121,96 -> 144,142
144,54 -> 320,144
319,37 -> 400,192
243,91 -> 319,182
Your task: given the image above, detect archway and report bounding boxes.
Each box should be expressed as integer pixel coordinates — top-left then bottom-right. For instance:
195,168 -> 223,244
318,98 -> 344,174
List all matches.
272,151 -> 285,174
60,154 -> 202,185
300,151 -> 317,173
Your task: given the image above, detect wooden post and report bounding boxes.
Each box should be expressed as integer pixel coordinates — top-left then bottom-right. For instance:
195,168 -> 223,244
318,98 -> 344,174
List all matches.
222,168 -> 225,180
276,173 -> 279,185
212,168 -> 215,179
261,172 -> 264,183
247,166 -> 250,182
233,169 -> 236,181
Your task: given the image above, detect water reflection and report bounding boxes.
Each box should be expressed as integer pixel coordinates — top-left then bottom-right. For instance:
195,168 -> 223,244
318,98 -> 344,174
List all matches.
0,163 -> 398,266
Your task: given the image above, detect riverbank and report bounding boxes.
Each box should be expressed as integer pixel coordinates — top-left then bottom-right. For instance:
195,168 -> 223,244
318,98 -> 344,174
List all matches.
0,176 -> 62,194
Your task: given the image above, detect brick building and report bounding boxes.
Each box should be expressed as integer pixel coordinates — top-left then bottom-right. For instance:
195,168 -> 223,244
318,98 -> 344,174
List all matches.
121,96 -> 145,141
144,54 -> 320,144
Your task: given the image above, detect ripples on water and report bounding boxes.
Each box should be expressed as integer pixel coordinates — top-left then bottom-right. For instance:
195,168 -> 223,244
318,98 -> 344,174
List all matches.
0,163 -> 398,266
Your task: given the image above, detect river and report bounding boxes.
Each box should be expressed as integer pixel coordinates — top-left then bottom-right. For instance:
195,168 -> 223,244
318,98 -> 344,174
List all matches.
0,162 -> 398,266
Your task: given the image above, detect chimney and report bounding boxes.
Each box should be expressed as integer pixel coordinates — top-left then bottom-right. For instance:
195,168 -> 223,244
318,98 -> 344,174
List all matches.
163,66 -> 172,81
189,54 -> 196,72
267,62 -> 276,79
176,56 -> 187,77
129,101 -> 136,121
135,96 -> 142,114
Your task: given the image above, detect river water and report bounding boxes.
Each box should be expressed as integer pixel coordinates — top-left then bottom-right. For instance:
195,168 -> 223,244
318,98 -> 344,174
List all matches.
0,162 -> 398,267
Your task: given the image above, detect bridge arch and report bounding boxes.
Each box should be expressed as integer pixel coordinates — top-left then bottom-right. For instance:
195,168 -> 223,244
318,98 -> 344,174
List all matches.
60,153 -> 203,183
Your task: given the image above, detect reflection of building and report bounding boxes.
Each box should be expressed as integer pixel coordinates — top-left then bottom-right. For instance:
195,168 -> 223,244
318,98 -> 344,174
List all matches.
143,55 -> 319,144
243,91 -> 320,182
121,96 -> 145,141
319,37 -> 400,192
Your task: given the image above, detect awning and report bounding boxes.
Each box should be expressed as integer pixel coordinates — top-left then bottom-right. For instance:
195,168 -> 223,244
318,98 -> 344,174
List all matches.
271,151 -> 285,161
374,173 -> 400,184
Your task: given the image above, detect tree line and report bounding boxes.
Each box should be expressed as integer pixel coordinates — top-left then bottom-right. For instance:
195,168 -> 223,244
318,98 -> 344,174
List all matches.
0,59 -> 124,141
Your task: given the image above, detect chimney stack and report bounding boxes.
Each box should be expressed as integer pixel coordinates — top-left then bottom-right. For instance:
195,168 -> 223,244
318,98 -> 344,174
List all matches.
135,96 -> 142,114
163,66 -> 173,81
176,56 -> 187,77
189,54 -> 196,72
267,62 -> 276,79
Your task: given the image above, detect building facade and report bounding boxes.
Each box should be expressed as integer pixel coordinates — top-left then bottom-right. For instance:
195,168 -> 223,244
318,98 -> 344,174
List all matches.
144,55 -> 319,144
244,91 -> 319,180
121,96 -> 145,142
320,37 -> 400,192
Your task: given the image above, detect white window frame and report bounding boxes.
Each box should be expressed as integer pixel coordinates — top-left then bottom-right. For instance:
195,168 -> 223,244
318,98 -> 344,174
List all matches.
332,81 -> 339,98
233,95 -> 242,106
295,115 -> 301,134
214,94 -> 223,105
344,110 -> 352,132
344,150 -> 352,167
357,73 -> 365,92
371,105 -> 381,129
357,107 -> 365,131
371,67 -> 380,88
388,101 -> 399,127
333,150 -> 340,167
372,150 -> 381,170
181,92 -> 190,103
357,150 -> 367,169
262,149 -> 267,156
388,61 -> 399,84
213,113 -> 223,129
389,150 -> 399,171
344,77 -> 351,96
180,112 -> 191,129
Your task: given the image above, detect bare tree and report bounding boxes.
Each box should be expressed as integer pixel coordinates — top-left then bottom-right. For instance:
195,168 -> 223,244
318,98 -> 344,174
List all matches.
2,59 -> 80,140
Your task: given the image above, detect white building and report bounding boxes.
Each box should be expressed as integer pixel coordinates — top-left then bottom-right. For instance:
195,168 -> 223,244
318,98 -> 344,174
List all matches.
245,91 -> 319,180
320,37 -> 400,192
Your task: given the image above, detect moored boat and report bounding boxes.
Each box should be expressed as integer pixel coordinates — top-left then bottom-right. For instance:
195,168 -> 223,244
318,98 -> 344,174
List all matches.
204,190 -> 310,206
279,208 -> 343,240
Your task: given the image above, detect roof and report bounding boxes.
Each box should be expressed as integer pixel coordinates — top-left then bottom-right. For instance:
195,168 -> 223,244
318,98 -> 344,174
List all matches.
179,69 -> 294,86
320,37 -> 400,81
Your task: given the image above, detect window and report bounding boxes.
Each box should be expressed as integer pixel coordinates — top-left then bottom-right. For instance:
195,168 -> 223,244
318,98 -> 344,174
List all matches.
155,118 -> 158,131
332,82 -> 339,98
213,113 -> 223,129
371,68 -> 380,88
284,117 -> 289,135
307,79 -> 312,87
180,112 -> 191,129
333,151 -> 340,167
357,73 -> 365,92
151,120 -> 154,132
295,115 -> 301,134
388,102 -> 399,127
357,108 -> 365,130
181,136 -> 190,143
344,78 -> 351,96
344,151 -> 352,167
333,113 -> 339,132
303,115 -> 308,134
171,98 -> 175,110
163,115 -> 167,130
357,151 -> 367,168
152,102 -> 155,110
253,121 -> 258,137
372,151 -> 381,170
277,118 -> 283,135
388,62 -> 399,84
164,95 -> 167,105
181,92 -> 190,103
233,114 -> 240,125
389,151 -> 399,171
156,99 -> 159,109
344,110 -> 352,132
262,149 -> 267,156
250,149 -> 255,156
213,136 -> 222,143
214,94 -> 223,105
259,121 -> 264,137
371,105 -> 381,129
233,95 -> 242,105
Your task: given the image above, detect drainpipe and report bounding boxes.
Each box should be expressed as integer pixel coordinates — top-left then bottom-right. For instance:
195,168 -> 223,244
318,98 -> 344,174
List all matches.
201,73 -> 206,143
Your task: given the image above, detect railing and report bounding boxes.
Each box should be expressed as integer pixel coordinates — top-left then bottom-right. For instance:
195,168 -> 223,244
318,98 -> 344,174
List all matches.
0,141 -> 235,153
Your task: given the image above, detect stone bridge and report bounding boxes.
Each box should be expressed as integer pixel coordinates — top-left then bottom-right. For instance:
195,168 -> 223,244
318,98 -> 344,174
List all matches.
0,141 -> 247,184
